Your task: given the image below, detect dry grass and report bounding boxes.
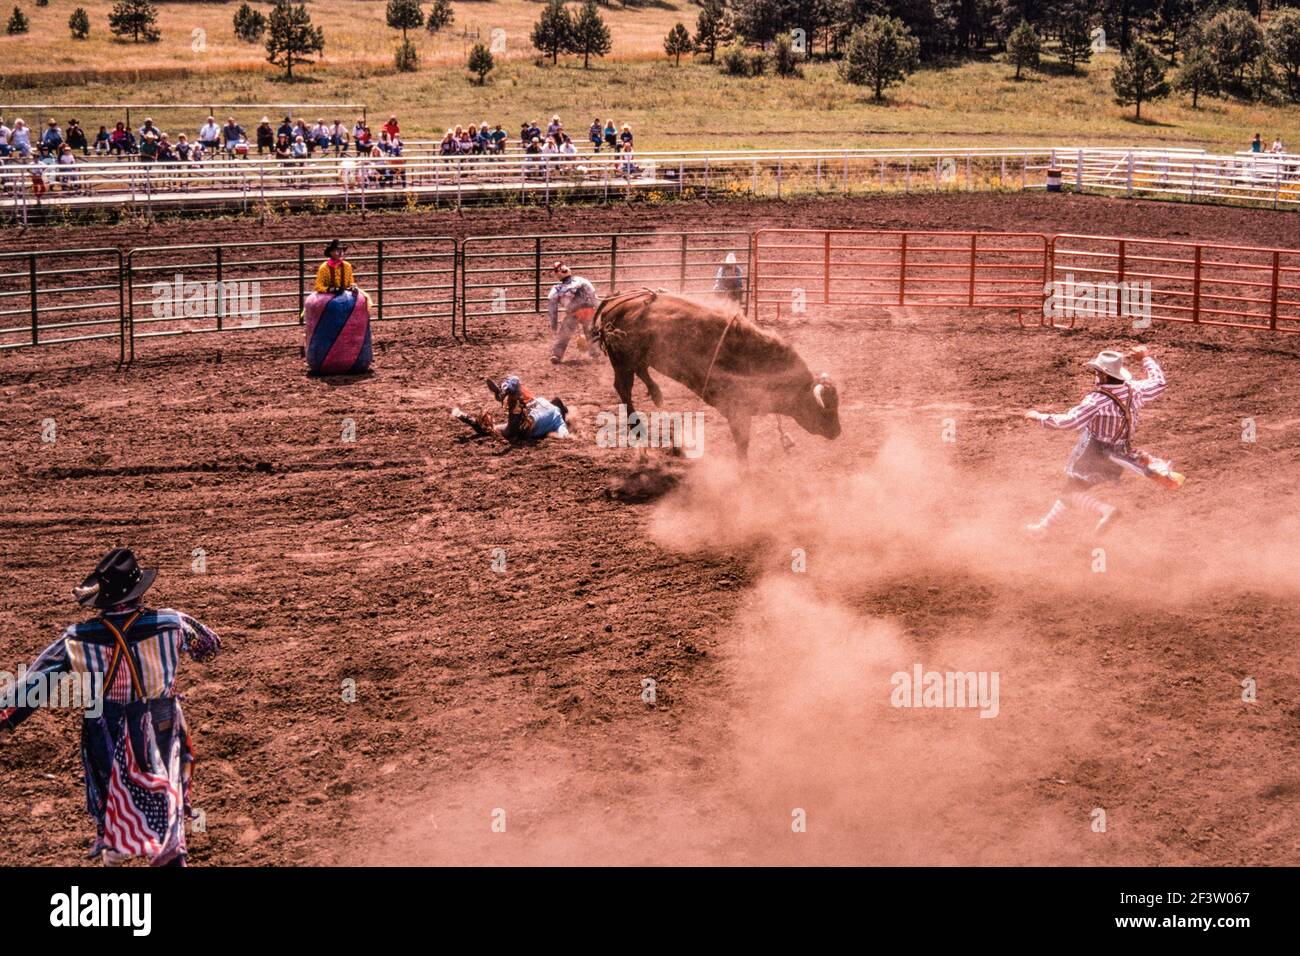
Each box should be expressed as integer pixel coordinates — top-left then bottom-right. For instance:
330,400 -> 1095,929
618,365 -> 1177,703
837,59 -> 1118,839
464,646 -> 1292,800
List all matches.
1,2 -> 1298,153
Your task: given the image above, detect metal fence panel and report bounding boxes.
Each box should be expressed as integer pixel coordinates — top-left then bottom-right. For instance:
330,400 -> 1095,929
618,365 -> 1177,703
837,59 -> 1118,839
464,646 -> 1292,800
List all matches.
0,247 -> 123,355
460,230 -> 752,333
1051,234 -> 1300,333
125,235 -> 457,356
752,229 -> 1048,317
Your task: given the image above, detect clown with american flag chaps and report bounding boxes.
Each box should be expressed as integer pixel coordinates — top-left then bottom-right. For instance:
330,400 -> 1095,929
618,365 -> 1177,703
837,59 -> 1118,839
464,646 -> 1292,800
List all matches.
0,548 -> 221,866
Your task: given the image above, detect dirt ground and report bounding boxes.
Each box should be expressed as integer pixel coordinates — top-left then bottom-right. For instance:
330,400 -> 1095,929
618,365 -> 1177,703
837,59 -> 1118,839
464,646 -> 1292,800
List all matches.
1,194 -> 1298,866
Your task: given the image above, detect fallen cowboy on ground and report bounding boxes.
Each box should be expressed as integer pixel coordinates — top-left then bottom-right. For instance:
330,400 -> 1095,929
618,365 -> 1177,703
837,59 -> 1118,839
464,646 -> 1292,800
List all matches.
452,375 -> 573,442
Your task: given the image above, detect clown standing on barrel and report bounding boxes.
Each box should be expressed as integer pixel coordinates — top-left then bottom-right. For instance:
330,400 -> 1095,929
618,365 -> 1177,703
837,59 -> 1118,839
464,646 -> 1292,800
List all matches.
304,238 -> 373,375
0,548 -> 221,866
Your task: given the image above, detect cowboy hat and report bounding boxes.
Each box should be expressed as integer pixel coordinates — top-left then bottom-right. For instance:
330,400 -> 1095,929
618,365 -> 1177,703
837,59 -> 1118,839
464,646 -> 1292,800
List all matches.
724,252 -> 737,265
1085,350 -> 1132,381
324,239 -> 347,258
552,261 -> 572,276
74,547 -> 156,609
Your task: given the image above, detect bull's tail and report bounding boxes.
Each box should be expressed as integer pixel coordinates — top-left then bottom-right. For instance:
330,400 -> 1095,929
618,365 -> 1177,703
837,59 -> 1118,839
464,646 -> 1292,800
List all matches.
592,288 -> 662,355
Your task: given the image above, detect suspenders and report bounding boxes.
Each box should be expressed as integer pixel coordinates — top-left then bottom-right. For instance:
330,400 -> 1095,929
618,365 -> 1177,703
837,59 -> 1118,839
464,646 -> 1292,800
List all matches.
100,610 -> 145,702
1093,387 -> 1135,451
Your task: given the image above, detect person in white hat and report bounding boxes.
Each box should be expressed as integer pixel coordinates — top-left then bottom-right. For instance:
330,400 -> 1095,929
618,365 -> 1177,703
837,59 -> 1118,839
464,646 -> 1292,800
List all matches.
1022,344 -> 1167,535
546,261 -> 601,363
713,251 -> 746,307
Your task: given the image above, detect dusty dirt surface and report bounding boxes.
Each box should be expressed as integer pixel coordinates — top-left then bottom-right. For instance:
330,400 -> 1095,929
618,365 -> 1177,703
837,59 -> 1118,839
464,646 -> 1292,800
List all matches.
1,193 -> 1298,866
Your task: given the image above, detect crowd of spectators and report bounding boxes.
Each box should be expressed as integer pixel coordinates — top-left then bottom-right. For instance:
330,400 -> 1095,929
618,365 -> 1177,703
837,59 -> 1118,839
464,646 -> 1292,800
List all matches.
0,109 -> 643,198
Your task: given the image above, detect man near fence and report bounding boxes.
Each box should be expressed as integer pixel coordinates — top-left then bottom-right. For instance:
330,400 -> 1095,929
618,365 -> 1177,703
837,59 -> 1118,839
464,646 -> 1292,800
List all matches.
547,262 -> 602,363
0,547 -> 221,866
713,252 -> 747,309
1023,345 -> 1177,536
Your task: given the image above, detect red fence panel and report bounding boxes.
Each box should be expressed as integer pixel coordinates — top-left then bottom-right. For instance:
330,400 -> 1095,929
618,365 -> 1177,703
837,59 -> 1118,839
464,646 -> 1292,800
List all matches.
1051,234 -> 1300,333
752,229 -> 1048,318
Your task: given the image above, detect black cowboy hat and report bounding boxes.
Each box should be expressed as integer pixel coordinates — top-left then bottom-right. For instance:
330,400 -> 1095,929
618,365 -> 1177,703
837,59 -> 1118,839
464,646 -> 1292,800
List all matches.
73,547 -> 157,609
324,239 -> 347,258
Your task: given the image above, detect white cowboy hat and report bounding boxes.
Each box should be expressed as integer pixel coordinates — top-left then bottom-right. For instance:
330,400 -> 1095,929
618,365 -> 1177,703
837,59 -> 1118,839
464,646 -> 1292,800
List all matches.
1085,350 -> 1132,381
724,252 -> 737,265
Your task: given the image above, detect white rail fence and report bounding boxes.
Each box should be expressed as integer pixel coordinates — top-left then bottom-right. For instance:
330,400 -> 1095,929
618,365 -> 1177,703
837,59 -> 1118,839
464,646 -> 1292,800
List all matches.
2,146 -> 1298,221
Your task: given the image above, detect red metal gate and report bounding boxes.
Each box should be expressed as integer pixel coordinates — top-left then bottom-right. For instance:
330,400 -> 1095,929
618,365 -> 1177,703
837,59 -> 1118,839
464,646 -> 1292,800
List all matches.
752,229 -> 1048,317
1050,234 -> 1300,333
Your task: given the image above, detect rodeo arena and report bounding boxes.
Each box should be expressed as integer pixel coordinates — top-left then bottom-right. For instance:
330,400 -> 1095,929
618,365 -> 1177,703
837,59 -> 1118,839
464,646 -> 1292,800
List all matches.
0,98 -> 1297,911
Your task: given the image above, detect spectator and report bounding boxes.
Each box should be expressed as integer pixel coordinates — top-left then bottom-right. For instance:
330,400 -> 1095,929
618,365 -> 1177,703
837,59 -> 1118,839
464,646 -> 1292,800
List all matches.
525,135 -> 542,178
175,134 -> 193,162
355,125 -> 372,155
352,117 -> 367,155
256,116 -> 275,155
519,120 -> 531,150
383,114 -> 400,140
157,134 -> 176,163
189,140 -> 205,163
109,122 -> 131,156
10,120 -> 33,158
278,115 -> 295,142
589,118 -> 602,152
274,133 -> 292,163
42,119 -> 65,152
198,115 -> 220,154
620,140 -> 636,177
0,117 -> 11,159
547,114 -> 563,141
620,123 -> 634,149
560,133 -> 577,159
489,124 -> 508,155
439,129 -> 456,156
312,119 -> 331,155
56,144 -> 79,191
1271,136 -> 1285,154
138,123 -> 160,163
330,119 -> 349,156
603,119 -> 617,151
456,127 -> 474,154
1251,133 -> 1262,153
93,125 -> 110,156
29,150 -> 49,199
66,119 -> 88,156
223,117 -> 247,158
475,123 -> 492,154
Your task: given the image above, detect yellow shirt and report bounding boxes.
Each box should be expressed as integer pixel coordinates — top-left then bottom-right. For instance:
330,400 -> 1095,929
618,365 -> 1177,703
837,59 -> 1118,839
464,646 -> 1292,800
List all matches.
315,260 -> 355,294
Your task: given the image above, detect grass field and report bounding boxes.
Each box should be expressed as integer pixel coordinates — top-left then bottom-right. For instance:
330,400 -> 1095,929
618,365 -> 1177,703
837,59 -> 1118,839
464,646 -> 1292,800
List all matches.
1,0 -> 1298,152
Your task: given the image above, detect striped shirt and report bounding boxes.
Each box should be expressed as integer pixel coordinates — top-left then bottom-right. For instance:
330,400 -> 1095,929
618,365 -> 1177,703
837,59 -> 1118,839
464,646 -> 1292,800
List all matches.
1039,356 -> 1167,443
1,608 -> 220,728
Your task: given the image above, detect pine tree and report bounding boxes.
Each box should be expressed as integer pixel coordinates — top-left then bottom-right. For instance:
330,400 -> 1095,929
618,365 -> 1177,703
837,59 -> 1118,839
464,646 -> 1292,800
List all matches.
468,42 -> 494,84
6,5 -> 27,35
108,0 -> 160,43
69,6 -> 90,39
265,0 -> 324,80
386,0 -> 423,42
426,0 -> 452,34
773,32 -> 801,77
531,0 -> 574,65
1057,5 -> 1093,71
233,3 -> 266,44
1006,20 -> 1040,80
1112,38 -> 1170,118
694,0 -> 733,64
1174,43 -> 1219,107
839,15 -> 920,101
571,0 -> 611,69
664,22 -> 693,66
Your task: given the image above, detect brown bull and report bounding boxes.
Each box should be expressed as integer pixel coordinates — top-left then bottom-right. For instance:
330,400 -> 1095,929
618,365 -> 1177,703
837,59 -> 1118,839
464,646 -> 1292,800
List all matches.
593,290 -> 841,458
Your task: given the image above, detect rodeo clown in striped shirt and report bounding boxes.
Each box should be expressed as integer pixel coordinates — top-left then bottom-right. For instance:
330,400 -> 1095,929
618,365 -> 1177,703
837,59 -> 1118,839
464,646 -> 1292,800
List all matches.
0,548 -> 220,866
1023,345 -> 1173,536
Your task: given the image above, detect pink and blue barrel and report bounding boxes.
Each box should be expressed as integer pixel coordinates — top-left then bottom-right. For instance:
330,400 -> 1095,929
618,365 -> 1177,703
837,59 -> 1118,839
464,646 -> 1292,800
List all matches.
304,290 -> 373,375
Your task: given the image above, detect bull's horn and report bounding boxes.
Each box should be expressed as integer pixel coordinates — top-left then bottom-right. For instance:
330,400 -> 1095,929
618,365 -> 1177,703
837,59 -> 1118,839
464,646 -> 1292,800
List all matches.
814,383 -> 827,408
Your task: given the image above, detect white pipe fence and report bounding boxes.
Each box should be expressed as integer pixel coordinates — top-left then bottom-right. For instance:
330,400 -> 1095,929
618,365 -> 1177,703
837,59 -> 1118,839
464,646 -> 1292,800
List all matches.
2,145 -> 1299,222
